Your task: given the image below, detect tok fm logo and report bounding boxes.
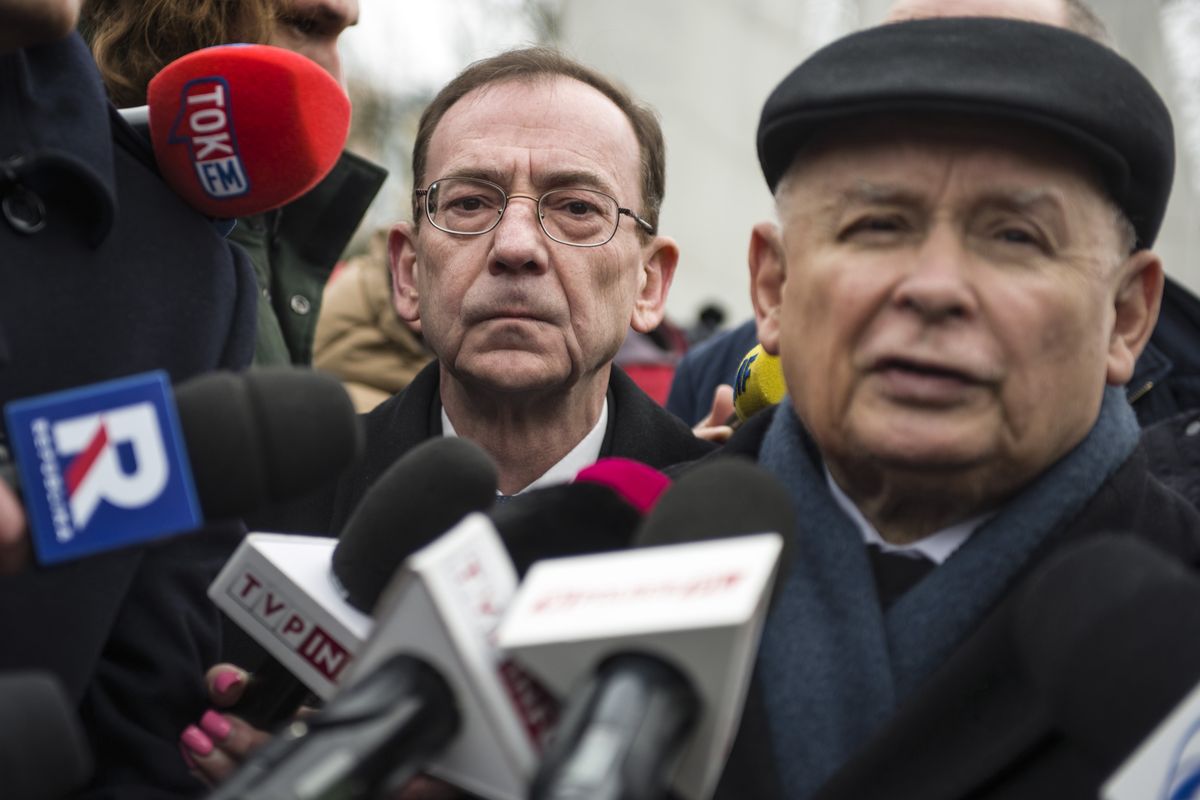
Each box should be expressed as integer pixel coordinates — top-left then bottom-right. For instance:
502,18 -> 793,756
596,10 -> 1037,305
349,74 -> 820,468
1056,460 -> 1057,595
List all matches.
52,403 -> 170,536
169,77 -> 250,199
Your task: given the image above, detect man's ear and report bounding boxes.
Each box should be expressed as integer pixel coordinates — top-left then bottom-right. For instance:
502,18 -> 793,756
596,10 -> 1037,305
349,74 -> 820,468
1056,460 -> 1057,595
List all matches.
630,235 -> 680,334
389,222 -> 421,325
1107,249 -> 1163,386
749,221 -> 786,356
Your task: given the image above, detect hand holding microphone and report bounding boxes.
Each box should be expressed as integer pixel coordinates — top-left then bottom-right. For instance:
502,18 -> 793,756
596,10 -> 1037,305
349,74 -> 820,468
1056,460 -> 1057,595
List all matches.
3,367 -> 362,566
691,384 -> 736,444
201,456 -> 673,799
690,343 -> 785,444
186,437 -> 501,783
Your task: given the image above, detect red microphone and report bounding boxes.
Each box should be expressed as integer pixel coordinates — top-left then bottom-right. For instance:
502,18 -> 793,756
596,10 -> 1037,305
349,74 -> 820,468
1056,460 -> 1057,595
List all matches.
574,457 -> 671,513
147,44 -> 350,219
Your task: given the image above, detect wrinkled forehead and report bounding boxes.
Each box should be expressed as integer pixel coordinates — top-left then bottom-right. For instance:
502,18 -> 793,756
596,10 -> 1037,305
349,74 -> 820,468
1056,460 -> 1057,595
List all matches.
780,113 -> 1109,203
426,76 -> 644,196
884,0 -> 1068,27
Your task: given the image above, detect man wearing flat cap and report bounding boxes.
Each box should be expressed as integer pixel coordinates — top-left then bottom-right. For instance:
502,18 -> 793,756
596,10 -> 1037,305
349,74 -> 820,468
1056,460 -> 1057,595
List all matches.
711,17 -> 1200,799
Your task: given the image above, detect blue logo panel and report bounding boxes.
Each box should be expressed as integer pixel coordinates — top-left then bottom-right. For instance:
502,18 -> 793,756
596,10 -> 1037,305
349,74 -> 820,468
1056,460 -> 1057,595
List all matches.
5,371 -> 202,564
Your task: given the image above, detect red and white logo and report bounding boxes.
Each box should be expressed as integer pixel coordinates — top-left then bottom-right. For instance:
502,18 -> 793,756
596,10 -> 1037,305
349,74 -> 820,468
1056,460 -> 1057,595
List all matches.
48,403 -> 170,537
171,77 -> 250,199
229,570 -> 353,683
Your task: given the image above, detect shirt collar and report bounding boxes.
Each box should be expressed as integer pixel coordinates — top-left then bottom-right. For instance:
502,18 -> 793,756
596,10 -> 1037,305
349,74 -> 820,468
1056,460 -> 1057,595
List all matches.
441,398 -> 609,495
824,467 -> 989,564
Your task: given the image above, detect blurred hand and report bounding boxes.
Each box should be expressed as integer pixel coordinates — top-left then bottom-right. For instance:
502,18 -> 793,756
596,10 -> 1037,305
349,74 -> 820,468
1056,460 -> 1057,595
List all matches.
692,384 -> 735,444
178,664 -> 274,787
0,479 -> 30,574
181,664 -> 466,796
0,0 -> 84,52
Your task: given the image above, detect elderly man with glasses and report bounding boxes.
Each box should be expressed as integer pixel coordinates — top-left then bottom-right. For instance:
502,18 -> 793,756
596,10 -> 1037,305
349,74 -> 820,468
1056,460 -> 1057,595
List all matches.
181,46 -> 713,787
323,47 -> 710,506
360,46 -> 712,501
252,46 -> 713,528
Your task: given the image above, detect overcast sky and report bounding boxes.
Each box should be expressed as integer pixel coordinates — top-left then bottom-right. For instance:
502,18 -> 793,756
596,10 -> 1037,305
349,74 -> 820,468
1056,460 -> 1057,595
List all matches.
340,0 -> 543,98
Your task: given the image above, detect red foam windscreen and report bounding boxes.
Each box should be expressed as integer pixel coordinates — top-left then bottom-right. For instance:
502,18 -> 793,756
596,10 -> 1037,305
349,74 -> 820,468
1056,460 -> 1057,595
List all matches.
147,44 -> 350,218
574,458 -> 672,514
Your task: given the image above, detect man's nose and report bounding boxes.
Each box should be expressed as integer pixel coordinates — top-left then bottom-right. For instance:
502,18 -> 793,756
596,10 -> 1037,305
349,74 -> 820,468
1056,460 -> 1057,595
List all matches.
892,228 -> 978,322
489,195 -> 548,274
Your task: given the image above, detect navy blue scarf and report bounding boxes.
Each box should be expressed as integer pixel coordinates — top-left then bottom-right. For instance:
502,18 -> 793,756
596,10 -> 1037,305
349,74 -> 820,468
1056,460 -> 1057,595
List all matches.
756,387 -> 1140,798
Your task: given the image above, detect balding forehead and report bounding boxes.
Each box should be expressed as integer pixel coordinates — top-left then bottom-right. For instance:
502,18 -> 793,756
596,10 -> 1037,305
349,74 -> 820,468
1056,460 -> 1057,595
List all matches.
883,0 -> 1068,26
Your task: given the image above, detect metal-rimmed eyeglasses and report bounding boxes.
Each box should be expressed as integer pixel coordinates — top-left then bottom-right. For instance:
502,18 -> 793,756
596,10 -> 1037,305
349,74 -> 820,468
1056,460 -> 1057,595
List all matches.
414,177 -> 656,248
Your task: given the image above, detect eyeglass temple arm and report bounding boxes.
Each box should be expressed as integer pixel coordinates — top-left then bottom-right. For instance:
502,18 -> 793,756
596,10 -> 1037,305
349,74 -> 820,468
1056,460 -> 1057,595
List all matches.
618,207 -> 656,236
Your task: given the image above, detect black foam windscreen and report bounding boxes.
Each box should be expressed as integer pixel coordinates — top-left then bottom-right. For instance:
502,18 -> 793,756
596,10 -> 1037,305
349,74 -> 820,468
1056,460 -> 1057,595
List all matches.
489,481 -> 642,577
634,457 -> 797,587
0,671 -> 92,800
175,368 -> 363,519
331,437 -> 499,614
1014,535 -> 1200,766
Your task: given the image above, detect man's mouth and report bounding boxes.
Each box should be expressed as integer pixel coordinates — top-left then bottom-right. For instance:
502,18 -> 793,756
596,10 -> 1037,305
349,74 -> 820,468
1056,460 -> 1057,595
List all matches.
469,305 -> 550,325
874,357 -> 977,383
870,356 -> 989,404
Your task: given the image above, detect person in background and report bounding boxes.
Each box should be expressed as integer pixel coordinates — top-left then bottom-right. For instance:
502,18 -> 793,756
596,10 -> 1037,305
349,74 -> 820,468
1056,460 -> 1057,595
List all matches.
666,315 -> 755,426
687,301 -> 727,345
313,228 -> 434,412
80,0 -> 388,367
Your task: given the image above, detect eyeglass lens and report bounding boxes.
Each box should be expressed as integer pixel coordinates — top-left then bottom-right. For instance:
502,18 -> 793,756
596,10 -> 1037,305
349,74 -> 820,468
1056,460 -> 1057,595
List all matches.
426,178 -> 620,246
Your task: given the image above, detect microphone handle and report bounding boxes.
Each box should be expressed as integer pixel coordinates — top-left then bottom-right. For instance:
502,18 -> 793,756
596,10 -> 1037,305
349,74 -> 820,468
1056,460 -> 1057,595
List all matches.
532,652 -> 700,800
208,653 -> 459,800
228,657 -> 319,732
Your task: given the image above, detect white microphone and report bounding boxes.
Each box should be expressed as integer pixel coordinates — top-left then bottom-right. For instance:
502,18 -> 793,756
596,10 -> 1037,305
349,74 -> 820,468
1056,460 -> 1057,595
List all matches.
209,511 -> 556,800
207,437 -> 499,724
498,459 -> 797,800
338,511 -> 557,799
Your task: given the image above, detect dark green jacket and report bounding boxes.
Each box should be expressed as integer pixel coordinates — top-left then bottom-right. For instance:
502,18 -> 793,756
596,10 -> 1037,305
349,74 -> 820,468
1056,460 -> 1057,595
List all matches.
230,150 -> 387,365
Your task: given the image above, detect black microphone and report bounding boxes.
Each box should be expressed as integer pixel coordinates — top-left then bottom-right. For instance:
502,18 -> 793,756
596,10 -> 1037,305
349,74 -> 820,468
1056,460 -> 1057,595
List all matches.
523,457 -> 798,800
177,367 -> 363,520
489,481 -> 641,576
331,437 -> 500,614
218,460 -> 670,798
0,671 -> 93,800
632,456 -> 797,578
0,367 -> 362,567
1014,535 -> 1200,773
220,437 -> 498,730
205,652 -> 458,800
216,455 -> 677,797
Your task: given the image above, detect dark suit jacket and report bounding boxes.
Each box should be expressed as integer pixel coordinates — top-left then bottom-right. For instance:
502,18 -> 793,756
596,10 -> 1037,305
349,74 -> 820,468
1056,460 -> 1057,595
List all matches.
1130,276 -> 1200,427
266,360 -> 716,537
711,408 -> 1200,800
0,33 -> 256,799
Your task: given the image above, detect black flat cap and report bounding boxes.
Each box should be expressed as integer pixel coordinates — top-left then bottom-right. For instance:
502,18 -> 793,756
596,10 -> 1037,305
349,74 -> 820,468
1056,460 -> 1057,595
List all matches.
757,17 -> 1174,248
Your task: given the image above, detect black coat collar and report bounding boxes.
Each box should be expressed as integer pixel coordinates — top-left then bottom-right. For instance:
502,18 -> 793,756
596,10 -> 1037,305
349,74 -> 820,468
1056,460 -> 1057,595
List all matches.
1,34 -> 118,245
